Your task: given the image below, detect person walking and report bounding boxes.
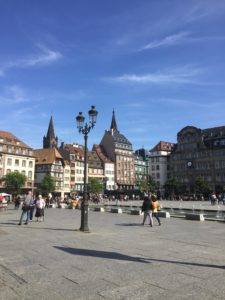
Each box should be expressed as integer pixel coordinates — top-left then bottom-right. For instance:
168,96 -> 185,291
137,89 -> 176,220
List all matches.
35,195 -> 45,222
18,191 -> 33,225
151,195 -> 161,226
29,196 -> 36,221
141,196 -> 153,226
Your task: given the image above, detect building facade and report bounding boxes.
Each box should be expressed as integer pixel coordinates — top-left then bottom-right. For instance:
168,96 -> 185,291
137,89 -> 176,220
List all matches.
34,148 -> 65,196
133,153 -> 148,189
0,130 -> 35,193
169,125 -> 225,194
100,110 -> 134,191
59,143 -> 85,193
149,141 -> 174,194
92,144 -> 115,191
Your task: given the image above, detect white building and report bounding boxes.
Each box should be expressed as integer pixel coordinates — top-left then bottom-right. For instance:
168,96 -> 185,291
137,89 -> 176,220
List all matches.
149,141 -> 175,194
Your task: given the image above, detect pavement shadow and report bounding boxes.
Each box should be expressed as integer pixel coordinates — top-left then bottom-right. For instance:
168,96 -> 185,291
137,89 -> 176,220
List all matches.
115,223 -> 143,226
54,246 -> 150,264
145,257 -> 225,270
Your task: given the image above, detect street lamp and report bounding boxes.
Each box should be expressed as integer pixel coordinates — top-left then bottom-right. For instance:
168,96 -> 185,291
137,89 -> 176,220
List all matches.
76,106 -> 98,232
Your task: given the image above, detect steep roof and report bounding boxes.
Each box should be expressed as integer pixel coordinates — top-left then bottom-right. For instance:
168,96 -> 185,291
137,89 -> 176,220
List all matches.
150,141 -> 175,152
92,144 -> 113,163
34,148 -> 63,165
0,130 -> 31,149
111,131 -> 132,146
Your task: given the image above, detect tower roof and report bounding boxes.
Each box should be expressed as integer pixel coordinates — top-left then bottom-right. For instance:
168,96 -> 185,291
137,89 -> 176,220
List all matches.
46,115 -> 56,140
43,115 -> 58,149
110,109 -> 118,132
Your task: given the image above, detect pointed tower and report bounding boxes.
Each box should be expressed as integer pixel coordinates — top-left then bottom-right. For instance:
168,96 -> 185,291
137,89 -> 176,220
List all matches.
110,109 -> 118,134
43,116 -> 58,149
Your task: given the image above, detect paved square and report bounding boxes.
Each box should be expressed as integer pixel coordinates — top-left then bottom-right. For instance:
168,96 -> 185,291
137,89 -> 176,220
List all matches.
0,205 -> 225,299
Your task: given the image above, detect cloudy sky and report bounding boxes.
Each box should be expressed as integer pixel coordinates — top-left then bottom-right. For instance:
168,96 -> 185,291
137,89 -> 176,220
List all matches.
0,0 -> 224,150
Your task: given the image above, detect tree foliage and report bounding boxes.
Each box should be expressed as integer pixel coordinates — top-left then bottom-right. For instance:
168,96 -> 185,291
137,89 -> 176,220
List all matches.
40,174 -> 56,194
195,177 -> 210,195
139,175 -> 157,193
3,171 -> 27,196
87,177 -> 104,194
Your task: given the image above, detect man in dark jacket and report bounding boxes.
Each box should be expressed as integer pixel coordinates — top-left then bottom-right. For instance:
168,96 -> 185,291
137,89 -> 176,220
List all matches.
141,196 -> 153,226
18,191 -> 33,225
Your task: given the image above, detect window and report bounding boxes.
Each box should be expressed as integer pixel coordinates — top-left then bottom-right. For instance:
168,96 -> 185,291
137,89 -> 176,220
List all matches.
15,147 -> 19,154
6,169 -> 11,174
21,170 -> 26,176
22,149 -> 26,155
7,158 -> 12,166
22,160 -> 26,167
28,171 -> 32,180
15,159 -> 19,166
29,161 -> 33,168
7,146 -> 12,153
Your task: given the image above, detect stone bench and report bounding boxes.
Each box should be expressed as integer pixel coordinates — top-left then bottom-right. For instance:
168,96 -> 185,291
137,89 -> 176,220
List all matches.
111,207 -> 123,214
130,209 -> 143,215
94,207 -> 105,212
185,213 -> 204,221
158,211 -> 170,218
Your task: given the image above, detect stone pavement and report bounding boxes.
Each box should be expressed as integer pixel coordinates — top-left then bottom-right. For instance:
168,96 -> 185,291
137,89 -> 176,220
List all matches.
0,205 -> 225,300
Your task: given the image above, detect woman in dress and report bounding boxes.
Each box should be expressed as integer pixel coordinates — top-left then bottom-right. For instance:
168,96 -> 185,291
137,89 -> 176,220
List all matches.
35,195 -> 45,222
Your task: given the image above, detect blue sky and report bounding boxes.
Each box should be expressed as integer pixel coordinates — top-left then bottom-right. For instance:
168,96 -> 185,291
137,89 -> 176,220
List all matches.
0,0 -> 225,151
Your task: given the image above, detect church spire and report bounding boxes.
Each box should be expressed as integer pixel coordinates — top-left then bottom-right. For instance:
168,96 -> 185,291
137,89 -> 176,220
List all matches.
110,109 -> 118,133
43,115 -> 58,149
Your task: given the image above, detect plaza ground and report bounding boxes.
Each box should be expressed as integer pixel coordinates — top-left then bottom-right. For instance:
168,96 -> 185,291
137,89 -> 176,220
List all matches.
0,202 -> 225,300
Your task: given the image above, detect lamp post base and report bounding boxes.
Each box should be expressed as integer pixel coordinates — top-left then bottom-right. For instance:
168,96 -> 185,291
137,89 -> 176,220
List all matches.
80,202 -> 90,233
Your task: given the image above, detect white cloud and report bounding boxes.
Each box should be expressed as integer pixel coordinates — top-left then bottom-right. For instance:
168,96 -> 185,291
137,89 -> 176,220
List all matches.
0,85 -> 30,104
141,31 -> 189,50
0,44 -> 62,76
106,66 -> 204,85
156,98 -> 223,109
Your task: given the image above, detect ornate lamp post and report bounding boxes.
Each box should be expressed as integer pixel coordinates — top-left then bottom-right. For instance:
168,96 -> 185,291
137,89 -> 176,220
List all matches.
76,106 -> 98,232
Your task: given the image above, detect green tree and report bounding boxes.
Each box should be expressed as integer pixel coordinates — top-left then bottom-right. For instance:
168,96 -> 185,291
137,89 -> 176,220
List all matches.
195,177 -> 210,196
139,175 -> 157,193
3,171 -> 27,197
87,177 -> 104,194
40,174 -> 56,195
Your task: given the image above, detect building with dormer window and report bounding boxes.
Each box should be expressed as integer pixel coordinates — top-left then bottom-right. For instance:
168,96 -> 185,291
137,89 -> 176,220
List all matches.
100,110 -> 134,191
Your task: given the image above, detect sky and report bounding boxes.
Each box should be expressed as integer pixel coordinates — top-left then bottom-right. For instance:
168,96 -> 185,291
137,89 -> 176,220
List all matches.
0,0 -> 225,151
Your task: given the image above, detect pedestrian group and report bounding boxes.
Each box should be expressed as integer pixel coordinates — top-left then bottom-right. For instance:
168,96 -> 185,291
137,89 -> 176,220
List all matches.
141,193 -> 161,227
18,191 -> 46,225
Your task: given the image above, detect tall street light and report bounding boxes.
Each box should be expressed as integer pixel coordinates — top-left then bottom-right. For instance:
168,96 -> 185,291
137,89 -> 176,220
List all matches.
76,106 -> 98,232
